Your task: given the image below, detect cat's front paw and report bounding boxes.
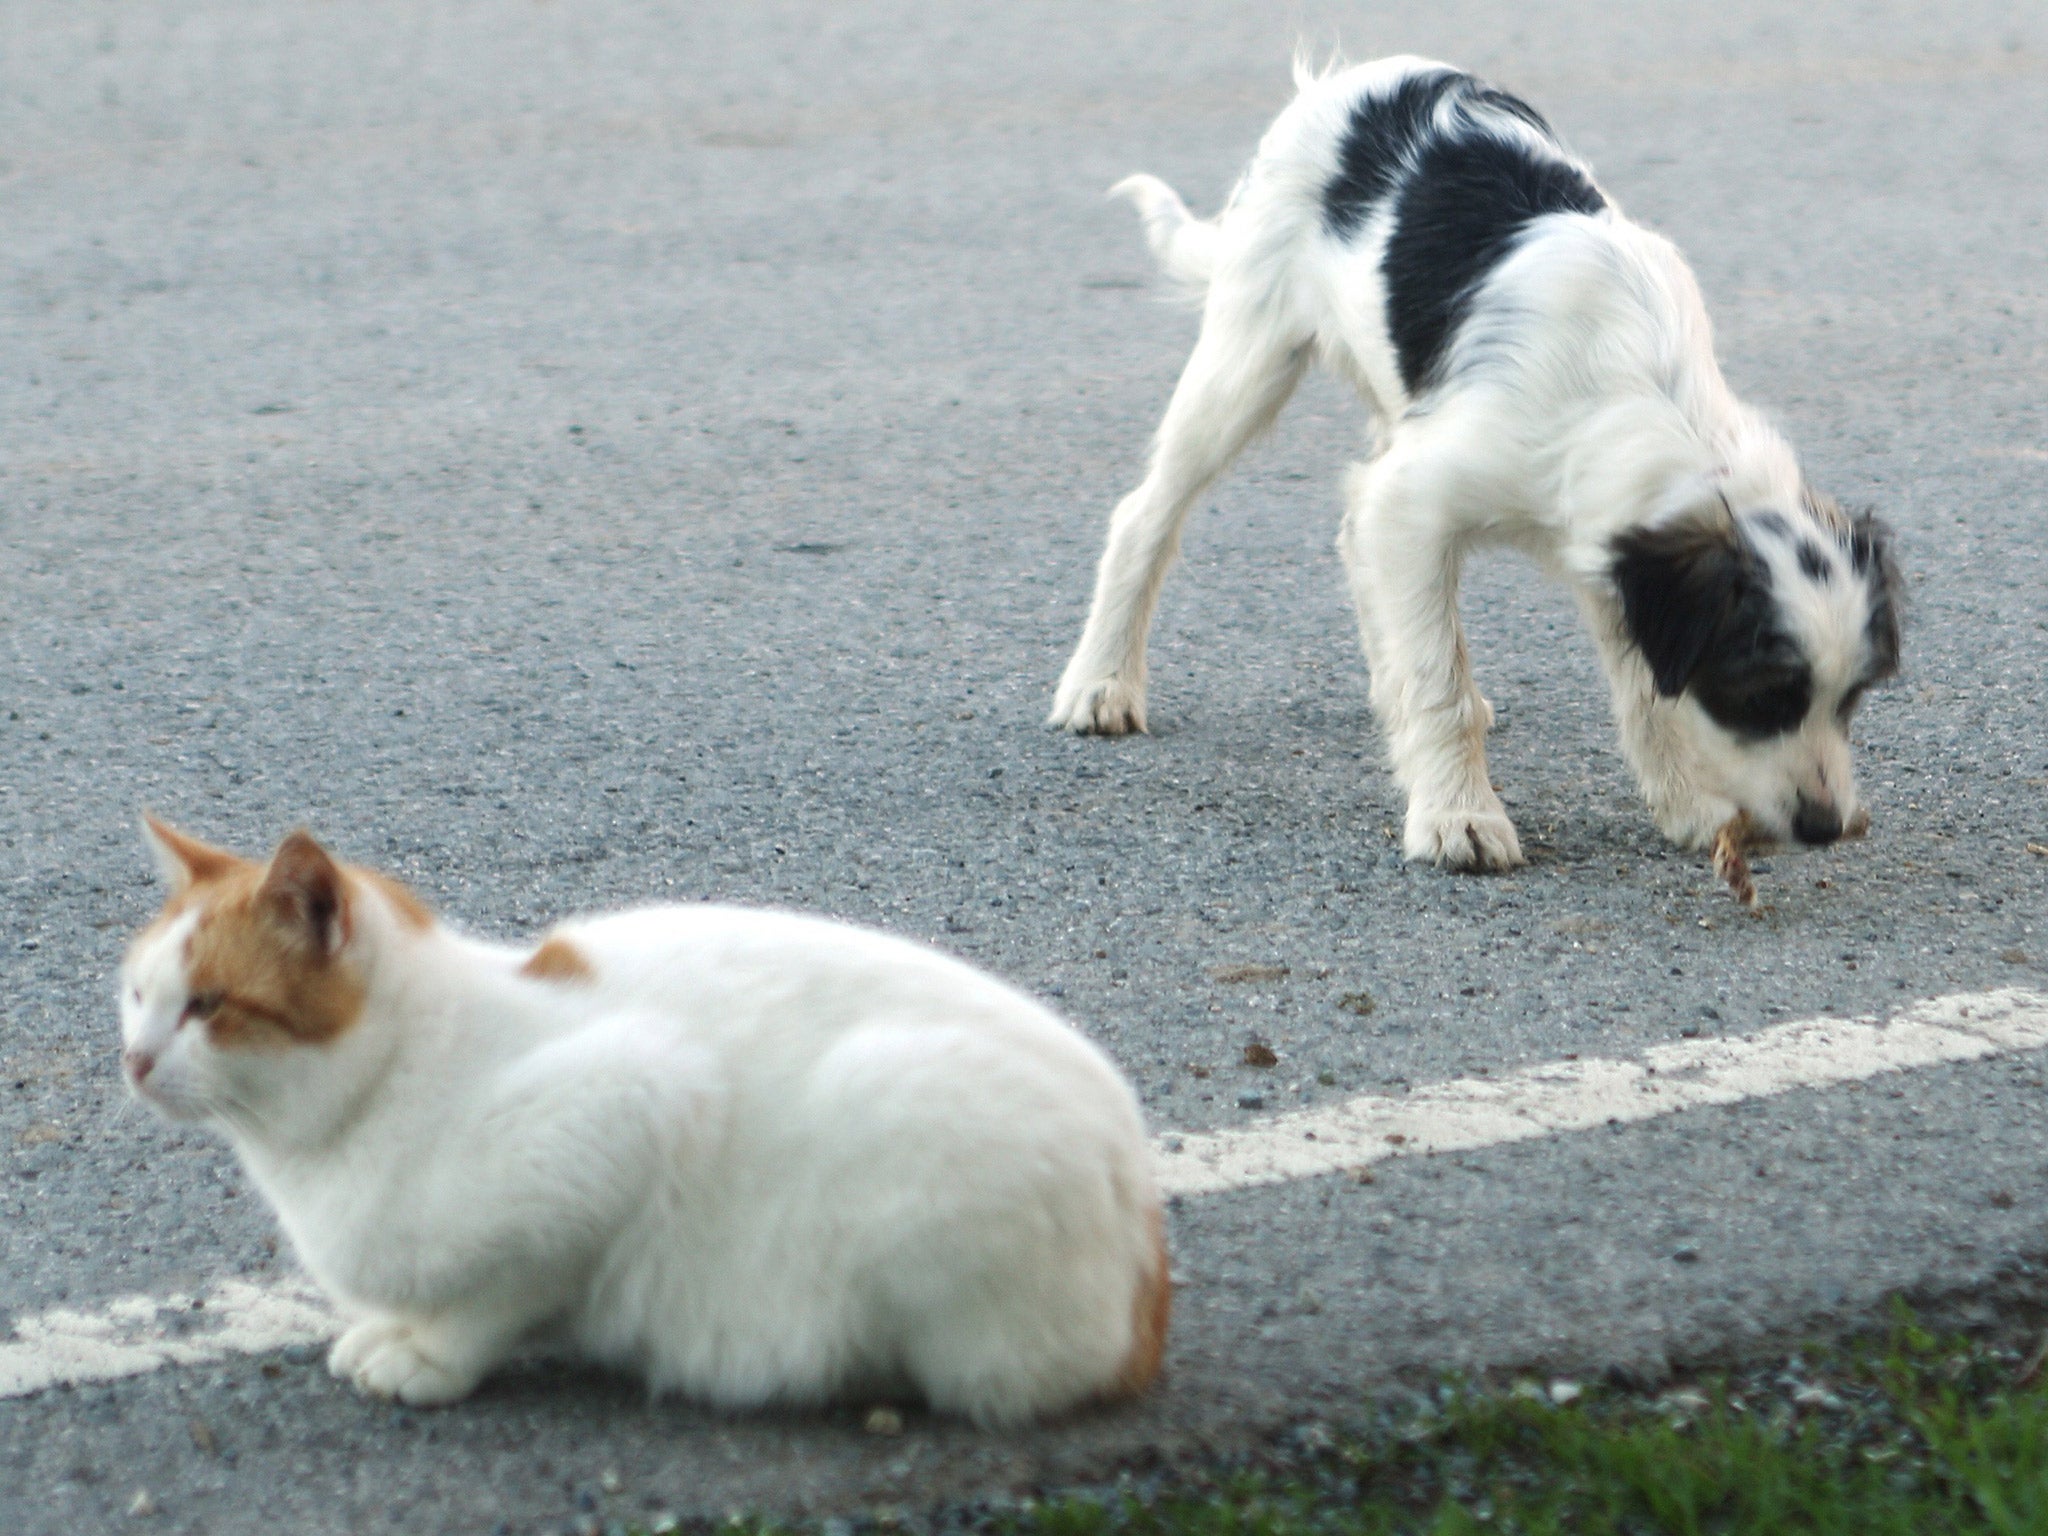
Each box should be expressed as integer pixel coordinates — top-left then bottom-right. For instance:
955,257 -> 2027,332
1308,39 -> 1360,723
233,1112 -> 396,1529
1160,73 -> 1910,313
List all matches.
329,1316 -> 410,1381
329,1316 -> 480,1406
349,1332 -> 481,1407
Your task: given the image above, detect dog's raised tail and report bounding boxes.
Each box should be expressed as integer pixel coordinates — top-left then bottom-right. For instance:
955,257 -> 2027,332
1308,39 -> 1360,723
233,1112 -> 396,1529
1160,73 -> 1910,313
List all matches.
1110,174 -> 1220,298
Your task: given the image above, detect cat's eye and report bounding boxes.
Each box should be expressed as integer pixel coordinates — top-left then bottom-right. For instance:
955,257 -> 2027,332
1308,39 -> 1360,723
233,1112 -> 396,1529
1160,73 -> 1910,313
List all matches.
182,991 -> 225,1023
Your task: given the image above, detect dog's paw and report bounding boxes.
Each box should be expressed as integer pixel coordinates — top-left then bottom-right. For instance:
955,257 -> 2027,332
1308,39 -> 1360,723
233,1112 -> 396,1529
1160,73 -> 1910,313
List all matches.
1405,805 -> 1525,872
1048,674 -> 1147,735
1651,797 -> 1742,852
345,1329 -> 479,1407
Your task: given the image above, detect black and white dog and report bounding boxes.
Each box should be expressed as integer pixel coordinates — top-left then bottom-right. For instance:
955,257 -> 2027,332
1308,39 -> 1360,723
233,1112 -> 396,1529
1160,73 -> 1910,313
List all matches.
1050,57 -> 1900,873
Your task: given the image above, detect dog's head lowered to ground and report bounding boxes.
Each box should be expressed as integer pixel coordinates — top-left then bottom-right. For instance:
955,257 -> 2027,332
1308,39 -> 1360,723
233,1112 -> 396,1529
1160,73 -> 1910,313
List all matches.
1612,493 -> 1901,849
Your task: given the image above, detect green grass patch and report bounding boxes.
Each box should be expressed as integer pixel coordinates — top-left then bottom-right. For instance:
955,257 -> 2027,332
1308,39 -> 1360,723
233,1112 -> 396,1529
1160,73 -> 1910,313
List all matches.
626,1312 -> 2048,1536
1007,1314 -> 2048,1536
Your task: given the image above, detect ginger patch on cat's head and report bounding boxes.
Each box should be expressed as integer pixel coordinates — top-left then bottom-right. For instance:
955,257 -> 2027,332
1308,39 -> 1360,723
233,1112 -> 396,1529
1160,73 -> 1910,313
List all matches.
135,817 -> 378,1050
520,934 -> 596,983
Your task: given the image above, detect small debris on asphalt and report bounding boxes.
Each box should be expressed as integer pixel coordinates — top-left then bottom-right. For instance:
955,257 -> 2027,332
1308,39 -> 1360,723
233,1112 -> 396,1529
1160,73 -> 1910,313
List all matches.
1337,991 -> 1376,1016
864,1406 -> 904,1436
1210,963 -> 1289,984
127,1489 -> 156,1518
1711,815 -> 1759,909
1242,1042 -> 1278,1068
1291,1420 -> 1335,1452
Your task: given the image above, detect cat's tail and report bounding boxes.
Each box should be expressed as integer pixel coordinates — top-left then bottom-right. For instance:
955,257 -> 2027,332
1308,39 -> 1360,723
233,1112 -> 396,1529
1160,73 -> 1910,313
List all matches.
1110,174 -> 1221,301
1113,1202 -> 1172,1396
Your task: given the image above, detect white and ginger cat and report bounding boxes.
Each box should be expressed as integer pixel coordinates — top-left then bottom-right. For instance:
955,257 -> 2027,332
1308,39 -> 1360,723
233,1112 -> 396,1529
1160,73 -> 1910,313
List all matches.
118,817 -> 1169,1426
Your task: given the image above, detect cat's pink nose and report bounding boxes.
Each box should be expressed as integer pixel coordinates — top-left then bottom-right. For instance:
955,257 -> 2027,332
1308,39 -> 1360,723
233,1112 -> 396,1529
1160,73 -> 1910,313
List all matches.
123,1047 -> 156,1084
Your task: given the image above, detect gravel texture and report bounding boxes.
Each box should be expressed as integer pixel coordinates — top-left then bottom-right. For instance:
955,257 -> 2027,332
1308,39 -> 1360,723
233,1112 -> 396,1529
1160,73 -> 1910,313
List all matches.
1,1 -> 2044,1530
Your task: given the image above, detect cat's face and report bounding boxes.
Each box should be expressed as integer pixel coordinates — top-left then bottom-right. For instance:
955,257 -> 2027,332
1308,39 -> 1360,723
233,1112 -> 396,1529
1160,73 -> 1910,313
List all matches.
119,818 -> 370,1127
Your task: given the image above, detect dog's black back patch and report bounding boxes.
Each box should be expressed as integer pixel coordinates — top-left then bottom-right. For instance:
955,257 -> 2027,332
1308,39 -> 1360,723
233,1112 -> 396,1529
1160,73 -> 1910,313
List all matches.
1382,123 -> 1606,393
1320,69 -> 1605,396
1322,69 -> 1463,238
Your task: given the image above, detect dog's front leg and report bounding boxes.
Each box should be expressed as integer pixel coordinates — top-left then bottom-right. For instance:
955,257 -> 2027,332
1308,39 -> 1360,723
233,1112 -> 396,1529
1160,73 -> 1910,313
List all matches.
1341,455 -> 1524,872
1572,586 -> 1737,850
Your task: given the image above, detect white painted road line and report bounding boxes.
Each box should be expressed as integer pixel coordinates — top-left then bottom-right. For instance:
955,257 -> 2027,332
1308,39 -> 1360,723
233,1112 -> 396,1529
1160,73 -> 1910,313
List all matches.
0,1277 -> 333,1401
1155,987 -> 2048,1197
6,987 -> 2045,1401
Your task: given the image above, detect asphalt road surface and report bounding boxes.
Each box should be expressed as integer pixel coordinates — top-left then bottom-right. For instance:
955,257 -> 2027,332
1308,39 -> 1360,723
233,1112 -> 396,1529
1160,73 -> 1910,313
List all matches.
3,2 -> 2045,1531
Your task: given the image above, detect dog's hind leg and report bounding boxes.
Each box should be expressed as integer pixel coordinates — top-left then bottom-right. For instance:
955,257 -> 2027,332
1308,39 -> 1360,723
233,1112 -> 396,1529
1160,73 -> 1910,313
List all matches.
1340,444 -> 1524,872
1050,300 -> 1310,735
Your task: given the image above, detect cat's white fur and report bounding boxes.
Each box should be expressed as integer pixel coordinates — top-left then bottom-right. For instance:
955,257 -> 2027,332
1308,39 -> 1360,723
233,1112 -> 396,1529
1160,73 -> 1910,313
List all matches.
119,822 -> 1168,1426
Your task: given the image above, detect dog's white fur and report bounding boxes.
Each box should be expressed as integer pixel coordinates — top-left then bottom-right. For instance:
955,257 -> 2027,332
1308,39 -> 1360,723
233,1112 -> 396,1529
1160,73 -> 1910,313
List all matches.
1051,56 -> 1897,869
120,823 -> 1165,1426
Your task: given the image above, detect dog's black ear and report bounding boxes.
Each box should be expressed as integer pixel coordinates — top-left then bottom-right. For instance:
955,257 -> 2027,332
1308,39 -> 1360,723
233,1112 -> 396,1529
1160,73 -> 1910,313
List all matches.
1611,515 -> 1749,697
1847,510 -> 1902,680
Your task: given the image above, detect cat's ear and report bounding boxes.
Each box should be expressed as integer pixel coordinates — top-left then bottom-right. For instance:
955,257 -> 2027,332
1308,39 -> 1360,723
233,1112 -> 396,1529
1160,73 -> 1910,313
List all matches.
141,813 -> 244,893
258,830 -> 351,958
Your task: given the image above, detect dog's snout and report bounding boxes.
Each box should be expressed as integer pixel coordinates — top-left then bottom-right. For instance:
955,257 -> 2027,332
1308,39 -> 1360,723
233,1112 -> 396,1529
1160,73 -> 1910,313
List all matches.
123,1047 -> 156,1084
1792,796 -> 1843,846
